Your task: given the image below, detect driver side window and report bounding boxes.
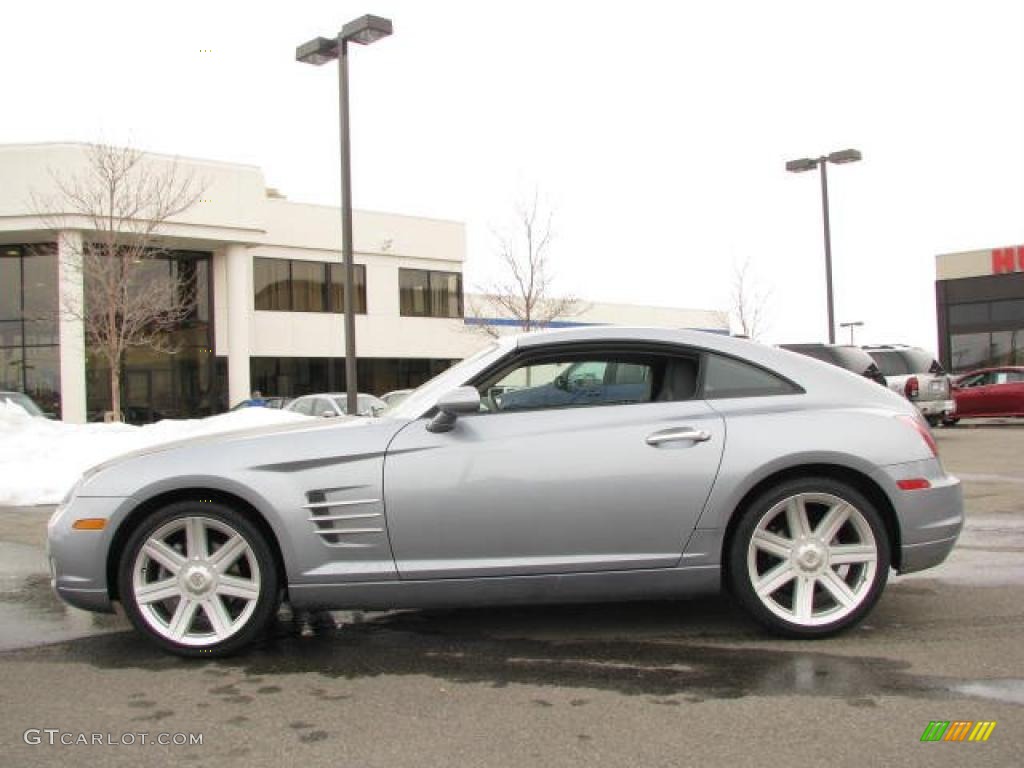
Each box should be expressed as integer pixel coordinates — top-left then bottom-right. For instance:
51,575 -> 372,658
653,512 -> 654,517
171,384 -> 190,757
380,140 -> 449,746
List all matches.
476,351 -> 697,413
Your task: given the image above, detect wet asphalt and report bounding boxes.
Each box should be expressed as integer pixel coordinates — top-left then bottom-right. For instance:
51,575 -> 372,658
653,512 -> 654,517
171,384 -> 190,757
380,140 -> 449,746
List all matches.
1,426 -> 1022,767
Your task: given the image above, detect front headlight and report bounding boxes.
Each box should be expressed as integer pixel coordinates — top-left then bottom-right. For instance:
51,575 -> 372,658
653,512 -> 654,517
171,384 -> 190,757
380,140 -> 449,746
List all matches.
49,474 -> 86,529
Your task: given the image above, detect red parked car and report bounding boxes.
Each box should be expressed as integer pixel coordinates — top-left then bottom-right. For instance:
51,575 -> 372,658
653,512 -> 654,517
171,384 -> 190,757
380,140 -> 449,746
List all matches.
948,367 -> 1024,423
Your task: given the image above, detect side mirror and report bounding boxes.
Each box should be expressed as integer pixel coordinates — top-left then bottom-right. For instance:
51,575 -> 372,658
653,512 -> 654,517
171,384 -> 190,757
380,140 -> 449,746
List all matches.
322,410 -> 338,418
427,386 -> 480,433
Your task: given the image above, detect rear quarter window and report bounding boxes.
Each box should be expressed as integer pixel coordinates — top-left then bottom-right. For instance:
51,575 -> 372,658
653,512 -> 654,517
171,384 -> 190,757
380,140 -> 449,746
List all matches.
702,354 -> 800,399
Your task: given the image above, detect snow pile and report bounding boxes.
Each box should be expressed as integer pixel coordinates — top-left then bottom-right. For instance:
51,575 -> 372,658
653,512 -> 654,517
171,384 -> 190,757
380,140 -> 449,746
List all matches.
0,403 -> 310,507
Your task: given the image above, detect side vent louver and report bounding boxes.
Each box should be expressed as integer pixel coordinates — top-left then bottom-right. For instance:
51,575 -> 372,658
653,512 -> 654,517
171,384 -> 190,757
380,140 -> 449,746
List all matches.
305,490 -> 384,548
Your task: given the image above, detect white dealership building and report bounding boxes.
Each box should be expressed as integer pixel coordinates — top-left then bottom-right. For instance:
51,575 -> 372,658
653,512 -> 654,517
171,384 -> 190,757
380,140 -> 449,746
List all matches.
0,143 -> 727,422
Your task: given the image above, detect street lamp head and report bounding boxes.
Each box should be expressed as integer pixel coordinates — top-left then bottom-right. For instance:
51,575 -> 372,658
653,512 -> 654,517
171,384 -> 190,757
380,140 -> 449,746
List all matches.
785,157 -> 819,173
296,36 -> 339,66
827,148 -> 862,165
341,15 -> 393,45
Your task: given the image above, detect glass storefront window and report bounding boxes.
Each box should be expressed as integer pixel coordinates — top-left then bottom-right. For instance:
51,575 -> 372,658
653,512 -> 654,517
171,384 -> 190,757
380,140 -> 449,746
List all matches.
249,356 -> 459,401
254,257 -> 366,314
85,250 -> 216,423
0,244 -> 60,416
0,251 -> 22,320
328,264 -> 367,314
399,269 -> 462,318
291,261 -> 327,312
23,346 -> 60,416
399,269 -> 430,317
0,347 -> 23,391
991,300 -> 1024,327
948,302 -> 989,328
991,331 -> 1024,366
432,271 -> 462,318
254,258 -> 291,311
0,320 -> 22,347
950,333 -> 991,372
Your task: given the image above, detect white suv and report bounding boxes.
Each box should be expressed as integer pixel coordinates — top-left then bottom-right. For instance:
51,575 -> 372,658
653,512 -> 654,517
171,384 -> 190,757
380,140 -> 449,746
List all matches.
862,345 -> 954,427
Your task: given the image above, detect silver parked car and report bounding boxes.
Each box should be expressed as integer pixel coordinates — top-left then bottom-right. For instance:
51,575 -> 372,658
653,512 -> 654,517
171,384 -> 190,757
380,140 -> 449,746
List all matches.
48,328 -> 963,656
284,392 -> 386,418
862,345 -> 954,427
379,389 -> 413,409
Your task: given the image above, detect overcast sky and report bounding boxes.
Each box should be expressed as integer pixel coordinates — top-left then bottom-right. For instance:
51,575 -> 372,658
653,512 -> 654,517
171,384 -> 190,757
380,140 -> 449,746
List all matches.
3,0 -> 1023,352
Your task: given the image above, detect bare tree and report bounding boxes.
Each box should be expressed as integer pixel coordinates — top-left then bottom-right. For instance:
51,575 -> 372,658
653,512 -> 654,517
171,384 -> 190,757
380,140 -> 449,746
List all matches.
473,192 -> 583,337
34,143 -> 205,420
729,256 -> 771,340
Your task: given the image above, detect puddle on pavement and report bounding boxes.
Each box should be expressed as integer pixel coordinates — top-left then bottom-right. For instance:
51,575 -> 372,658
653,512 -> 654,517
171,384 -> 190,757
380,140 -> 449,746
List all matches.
900,514 -> 1024,587
951,679 -> 1024,706
4,514 -> 1022,705
0,541 -> 128,651
14,602 -> 1017,707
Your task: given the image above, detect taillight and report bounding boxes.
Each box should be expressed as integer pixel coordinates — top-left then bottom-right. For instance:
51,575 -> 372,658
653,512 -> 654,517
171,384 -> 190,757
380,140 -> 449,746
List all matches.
904,376 -> 919,400
897,414 -> 938,457
897,478 -> 932,491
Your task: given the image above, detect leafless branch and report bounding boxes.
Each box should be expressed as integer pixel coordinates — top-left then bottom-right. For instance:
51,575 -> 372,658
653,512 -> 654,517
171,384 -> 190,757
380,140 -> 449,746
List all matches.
730,256 -> 771,340
475,191 -> 585,334
31,143 -> 206,420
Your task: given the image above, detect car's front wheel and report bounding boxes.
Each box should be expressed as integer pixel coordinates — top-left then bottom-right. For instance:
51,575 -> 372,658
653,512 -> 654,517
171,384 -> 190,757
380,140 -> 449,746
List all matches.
727,477 -> 890,638
118,501 -> 279,656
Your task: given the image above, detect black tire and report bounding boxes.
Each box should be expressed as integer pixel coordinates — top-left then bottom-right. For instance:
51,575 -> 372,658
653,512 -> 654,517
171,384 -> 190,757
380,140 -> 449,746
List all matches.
925,415 -> 941,428
942,417 -> 959,427
727,476 -> 890,639
118,500 -> 279,657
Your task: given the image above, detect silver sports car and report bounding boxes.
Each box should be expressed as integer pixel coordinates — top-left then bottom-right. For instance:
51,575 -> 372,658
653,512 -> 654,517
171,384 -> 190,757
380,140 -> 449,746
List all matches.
48,327 -> 963,656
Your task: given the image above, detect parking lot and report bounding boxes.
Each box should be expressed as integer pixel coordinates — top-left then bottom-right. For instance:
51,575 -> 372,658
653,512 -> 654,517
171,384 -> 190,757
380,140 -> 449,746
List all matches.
1,426 -> 1022,767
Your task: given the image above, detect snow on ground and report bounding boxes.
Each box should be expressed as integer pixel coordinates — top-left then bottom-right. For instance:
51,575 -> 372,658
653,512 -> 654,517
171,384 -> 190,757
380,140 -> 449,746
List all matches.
0,402 -> 310,507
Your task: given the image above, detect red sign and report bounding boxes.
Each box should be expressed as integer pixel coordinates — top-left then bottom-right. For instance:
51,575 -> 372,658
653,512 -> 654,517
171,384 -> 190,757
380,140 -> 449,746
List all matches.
992,246 -> 1024,274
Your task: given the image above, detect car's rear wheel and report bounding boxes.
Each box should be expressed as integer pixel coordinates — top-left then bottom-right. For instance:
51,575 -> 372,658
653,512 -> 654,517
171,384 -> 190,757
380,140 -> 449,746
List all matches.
925,415 -> 941,428
727,477 -> 890,638
118,501 -> 279,657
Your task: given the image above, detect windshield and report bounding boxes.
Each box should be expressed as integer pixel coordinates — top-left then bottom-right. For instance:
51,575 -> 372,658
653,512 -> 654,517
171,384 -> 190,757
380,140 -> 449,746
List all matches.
830,347 -> 876,374
868,349 -> 943,376
1,392 -> 43,416
386,341 -> 507,419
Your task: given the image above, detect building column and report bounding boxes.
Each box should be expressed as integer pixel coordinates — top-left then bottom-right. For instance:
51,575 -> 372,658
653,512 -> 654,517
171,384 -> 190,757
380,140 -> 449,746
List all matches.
225,244 -> 252,407
57,230 -> 87,423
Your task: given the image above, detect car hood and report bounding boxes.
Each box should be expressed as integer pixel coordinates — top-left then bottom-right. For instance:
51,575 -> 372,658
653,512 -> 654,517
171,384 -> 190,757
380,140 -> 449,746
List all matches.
77,414 -> 411,497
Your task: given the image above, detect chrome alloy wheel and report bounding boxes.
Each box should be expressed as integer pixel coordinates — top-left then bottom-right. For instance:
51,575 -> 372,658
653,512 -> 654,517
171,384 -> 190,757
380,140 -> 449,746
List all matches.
132,516 -> 261,647
746,492 -> 878,628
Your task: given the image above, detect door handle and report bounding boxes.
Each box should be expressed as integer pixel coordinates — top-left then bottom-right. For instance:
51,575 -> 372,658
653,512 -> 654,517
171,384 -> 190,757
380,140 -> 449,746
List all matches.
645,427 -> 712,446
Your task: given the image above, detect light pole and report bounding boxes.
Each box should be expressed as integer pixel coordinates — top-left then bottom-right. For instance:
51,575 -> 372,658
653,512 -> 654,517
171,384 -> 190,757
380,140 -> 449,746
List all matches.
785,148 -> 862,344
840,320 -> 864,345
297,14 -> 393,415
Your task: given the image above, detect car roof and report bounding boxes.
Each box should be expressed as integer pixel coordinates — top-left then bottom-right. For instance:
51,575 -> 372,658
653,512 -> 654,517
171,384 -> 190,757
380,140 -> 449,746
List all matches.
958,366 -> 1024,375
506,326 -> 904,407
512,326 -> 787,368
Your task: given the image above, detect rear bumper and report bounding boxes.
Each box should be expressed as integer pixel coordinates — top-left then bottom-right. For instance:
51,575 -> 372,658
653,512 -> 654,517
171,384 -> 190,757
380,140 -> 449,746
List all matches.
872,460 -> 963,574
915,399 -> 955,417
900,533 -> 960,573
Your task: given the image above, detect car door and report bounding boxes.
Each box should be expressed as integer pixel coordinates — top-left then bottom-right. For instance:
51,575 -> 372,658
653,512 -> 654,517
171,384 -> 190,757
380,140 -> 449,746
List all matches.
382,348 -> 726,580
954,373 -> 989,417
988,370 -> 1023,415
1006,371 -> 1024,415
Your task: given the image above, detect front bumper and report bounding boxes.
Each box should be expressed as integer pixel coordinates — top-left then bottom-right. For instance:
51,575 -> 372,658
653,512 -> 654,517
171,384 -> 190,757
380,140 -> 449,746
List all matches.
47,496 -> 132,614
